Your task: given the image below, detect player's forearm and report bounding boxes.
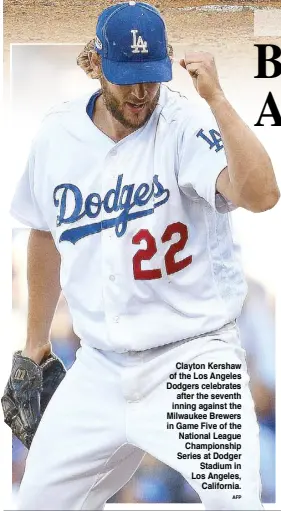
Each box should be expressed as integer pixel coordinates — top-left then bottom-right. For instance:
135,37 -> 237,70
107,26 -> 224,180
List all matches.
25,229 -> 61,350
209,93 -> 280,212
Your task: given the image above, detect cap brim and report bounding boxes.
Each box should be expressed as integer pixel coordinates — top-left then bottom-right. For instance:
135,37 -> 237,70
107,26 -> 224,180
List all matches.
101,56 -> 172,85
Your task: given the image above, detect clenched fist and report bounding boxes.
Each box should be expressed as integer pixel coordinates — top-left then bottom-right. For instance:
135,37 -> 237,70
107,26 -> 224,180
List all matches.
180,52 -> 224,105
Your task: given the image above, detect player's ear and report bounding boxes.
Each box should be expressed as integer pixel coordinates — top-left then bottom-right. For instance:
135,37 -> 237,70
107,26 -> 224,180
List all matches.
77,41 -> 100,79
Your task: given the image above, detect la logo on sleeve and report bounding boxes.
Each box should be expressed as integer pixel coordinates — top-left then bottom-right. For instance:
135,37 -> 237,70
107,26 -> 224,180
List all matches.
196,129 -> 224,152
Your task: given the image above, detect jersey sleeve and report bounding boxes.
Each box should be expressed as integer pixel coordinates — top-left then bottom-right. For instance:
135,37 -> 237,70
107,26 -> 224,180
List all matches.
177,103 -> 236,213
10,143 -> 50,231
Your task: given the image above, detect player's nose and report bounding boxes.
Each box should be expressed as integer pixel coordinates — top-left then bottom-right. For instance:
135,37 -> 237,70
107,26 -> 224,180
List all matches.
129,83 -> 147,101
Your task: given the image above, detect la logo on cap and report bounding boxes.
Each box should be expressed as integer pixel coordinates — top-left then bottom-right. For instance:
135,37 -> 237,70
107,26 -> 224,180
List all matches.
131,29 -> 148,54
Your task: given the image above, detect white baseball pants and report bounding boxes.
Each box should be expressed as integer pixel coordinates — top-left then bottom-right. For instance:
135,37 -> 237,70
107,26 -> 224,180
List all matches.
17,322 -> 263,510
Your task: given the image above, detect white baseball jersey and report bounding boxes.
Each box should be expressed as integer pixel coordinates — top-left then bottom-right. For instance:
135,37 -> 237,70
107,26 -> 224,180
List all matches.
11,84 -> 247,352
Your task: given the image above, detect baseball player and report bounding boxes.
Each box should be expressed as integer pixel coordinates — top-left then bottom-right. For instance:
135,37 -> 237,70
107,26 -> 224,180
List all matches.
2,2 -> 279,510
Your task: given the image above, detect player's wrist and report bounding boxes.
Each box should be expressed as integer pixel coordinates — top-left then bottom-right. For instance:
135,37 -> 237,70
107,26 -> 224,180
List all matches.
207,91 -> 228,111
22,341 -> 52,365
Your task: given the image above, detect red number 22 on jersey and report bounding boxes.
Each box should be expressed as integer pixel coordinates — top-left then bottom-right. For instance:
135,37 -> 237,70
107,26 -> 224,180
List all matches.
132,221 -> 192,280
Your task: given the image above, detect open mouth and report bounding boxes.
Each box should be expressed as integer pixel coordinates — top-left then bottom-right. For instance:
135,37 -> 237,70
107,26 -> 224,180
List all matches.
126,102 -> 146,112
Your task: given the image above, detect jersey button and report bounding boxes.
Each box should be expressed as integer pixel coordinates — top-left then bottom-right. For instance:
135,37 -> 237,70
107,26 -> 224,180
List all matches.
114,316 -> 119,323
111,149 -> 117,157
109,275 -> 115,281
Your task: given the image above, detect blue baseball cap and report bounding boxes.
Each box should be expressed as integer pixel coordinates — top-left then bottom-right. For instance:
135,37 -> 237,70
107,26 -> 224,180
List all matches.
94,1 -> 172,85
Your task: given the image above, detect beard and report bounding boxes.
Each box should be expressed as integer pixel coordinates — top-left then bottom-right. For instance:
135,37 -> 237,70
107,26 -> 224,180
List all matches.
100,75 -> 160,130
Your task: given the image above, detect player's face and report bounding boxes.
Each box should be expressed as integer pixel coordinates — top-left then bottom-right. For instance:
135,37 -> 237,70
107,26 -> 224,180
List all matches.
100,73 -> 161,130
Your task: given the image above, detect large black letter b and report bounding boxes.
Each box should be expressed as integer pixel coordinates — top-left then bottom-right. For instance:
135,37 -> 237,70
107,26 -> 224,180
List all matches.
254,44 -> 281,78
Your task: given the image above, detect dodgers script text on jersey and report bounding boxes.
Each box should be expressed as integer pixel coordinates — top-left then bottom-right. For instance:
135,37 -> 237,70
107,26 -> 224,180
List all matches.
11,85 -> 247,352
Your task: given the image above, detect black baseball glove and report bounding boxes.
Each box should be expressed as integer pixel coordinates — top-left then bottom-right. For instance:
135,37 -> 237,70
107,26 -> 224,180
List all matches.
1,351 -> 66,449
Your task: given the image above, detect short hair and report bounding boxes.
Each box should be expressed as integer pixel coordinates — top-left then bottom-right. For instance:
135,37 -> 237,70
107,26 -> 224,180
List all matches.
76,39 -> 174,79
